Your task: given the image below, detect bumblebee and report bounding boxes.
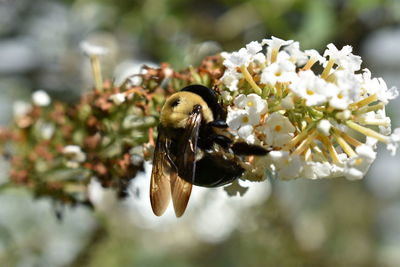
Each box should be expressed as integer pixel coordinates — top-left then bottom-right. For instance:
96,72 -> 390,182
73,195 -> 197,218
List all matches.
150,85 -> 269,217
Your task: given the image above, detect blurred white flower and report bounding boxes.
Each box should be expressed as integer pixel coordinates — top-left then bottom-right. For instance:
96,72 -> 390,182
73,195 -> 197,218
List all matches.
387,128 -> 400,156
110,93 -> 126,105
80,41 -> 108,56
13,101 -> 32,118
317,119 -> 331,136
37,120 -> 55,140
32,90 -> 51,107
63,145 -> 86,168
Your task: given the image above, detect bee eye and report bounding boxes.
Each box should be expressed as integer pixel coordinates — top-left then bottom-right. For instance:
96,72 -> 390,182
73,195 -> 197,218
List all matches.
170,98 -> 180,107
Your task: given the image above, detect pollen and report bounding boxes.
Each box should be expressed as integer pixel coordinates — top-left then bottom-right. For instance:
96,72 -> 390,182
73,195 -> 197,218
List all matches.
337,93 -> 344,99
306,89 -> 314,95
275,72 -> 282,77
354,158 -> 363,165
242,116 -> 249,123
247,101 -> 254,107
274,125 -> 282,132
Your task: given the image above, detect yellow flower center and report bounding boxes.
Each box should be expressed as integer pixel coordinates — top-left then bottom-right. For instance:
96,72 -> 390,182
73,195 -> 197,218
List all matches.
242,116 -> 249,123
275,72 -> 282,77
306,89 -> 314,95
338,93 -> 344,99
274,125 -> 282,132
247,101 -> 254,107
354,158 -> 363,165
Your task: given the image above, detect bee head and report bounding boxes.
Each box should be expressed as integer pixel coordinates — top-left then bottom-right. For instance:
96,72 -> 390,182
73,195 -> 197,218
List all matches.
160,92 -> 213,128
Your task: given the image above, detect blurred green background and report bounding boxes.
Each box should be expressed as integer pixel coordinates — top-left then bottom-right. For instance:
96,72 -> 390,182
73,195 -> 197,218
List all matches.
1,0 -> 400,266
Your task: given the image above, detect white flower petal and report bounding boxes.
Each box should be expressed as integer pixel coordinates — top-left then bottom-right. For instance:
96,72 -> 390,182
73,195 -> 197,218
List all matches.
32,90 -> 51,107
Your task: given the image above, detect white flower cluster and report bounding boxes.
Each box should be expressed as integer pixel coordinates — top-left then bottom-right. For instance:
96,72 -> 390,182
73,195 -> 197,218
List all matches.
221,36 -> 400,181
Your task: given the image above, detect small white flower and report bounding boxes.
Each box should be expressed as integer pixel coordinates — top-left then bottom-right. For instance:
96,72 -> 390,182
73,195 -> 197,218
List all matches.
110,93 -> 126,105
375,109 -> 391,135
387,128 -> 400,156
263,37 -> 294,64
362,69 -> 399,103
338,53 -> 362,72
304,49 -> 326,65
226,108 -> 260,130
269,151 -> 303,180
329,89 -> 351,110
284,42 -> 308,65
262,36 -> 293,50
328,71 -> 361,110
260,112 -> 295,147
13,101 -> 32,118
233,94 -> 268,114
344,145 -> 376,180
317,119 -> 331,136
246,41 -> 263,55
253,53 -> 266,64
32,90 -> 51,107
290,70 -> 332,106
220,91 -> 233,102
333,70 -> 361,101
237,125 -> 257,144
323,43 -> 353,62
80,41 -> 108,56
63,145 -> 86,168
281,95 -> 294,110
223,48 -> 251,69
221,69 -> 242,91
301,161 -> 344,180
260,59 -> 297,86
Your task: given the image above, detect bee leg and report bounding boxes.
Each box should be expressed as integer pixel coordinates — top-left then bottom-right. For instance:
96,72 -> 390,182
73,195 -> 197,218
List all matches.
208,120 -> 228,128
211,134 -> 232,149
231,142 -> 271,156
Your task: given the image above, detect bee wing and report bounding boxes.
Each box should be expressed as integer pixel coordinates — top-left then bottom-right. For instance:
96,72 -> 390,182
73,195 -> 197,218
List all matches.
150,127 -> 175,216
170,175 -> 192,217
171,106 -> 202,217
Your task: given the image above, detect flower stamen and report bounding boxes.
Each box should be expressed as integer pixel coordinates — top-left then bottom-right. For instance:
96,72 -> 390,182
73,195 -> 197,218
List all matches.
240,66 -> 262,95
346,121 -> 389,143
321,59 -> 335,79
318,134 -> 342,164
349,94 -> 378,110
333,132 -> 356,157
